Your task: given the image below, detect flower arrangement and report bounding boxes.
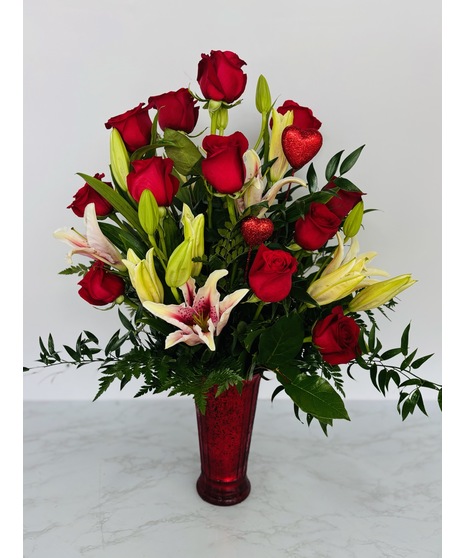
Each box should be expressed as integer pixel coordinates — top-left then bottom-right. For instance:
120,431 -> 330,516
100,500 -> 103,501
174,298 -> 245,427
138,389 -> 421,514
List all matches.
27,50 -> 441,432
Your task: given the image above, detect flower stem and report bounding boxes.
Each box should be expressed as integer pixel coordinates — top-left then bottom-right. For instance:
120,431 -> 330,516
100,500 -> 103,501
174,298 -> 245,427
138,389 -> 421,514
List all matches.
253,301 -> 265,321
226,196 -> 237,225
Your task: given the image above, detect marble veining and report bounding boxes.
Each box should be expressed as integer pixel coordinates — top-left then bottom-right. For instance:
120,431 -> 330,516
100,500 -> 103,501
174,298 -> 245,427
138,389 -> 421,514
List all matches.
24,399 -> 441,557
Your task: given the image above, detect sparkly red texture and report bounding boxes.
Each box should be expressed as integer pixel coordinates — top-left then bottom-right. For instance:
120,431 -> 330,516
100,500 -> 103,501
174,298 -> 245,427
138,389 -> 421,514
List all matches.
282,125 -> 323,170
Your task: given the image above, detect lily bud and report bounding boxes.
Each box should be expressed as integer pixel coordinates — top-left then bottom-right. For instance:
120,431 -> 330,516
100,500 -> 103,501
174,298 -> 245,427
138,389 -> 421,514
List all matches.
269,108 -> 294,182
347,274 -> 416,313
181,204 -> 205,276
343,201 -> 364,239
110,128 -> 130,191
255,75 -> 272,114
165,239 -> 194,287
138,189 -> 159,236
122,248 -> 164,304
307,259 -> 366,305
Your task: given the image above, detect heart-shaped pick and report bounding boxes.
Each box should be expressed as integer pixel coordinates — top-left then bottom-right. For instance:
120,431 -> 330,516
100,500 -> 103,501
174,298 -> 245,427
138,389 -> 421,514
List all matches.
241,217 -> 274,247
281,125 -> 323,170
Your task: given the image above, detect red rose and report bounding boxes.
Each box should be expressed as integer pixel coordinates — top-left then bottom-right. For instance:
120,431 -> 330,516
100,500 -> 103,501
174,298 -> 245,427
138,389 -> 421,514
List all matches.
276,100 -> 322,130
197,50 -> 247,104
67,173 -> 113,218
323,180 -> 365,219
201,132 -> 248,194
294,202 -> 341,250
127,156 -> 179,206
104,103 -> 153,152
78,262 -> 125,306
312,306 -> 360,365
148,88 -> 199,134
249,244 -> 298,302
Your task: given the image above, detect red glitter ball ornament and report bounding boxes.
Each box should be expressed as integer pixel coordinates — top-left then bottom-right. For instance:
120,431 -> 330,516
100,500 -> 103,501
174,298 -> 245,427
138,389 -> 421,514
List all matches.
282,125 -> 323,170
240,217 -> 274,246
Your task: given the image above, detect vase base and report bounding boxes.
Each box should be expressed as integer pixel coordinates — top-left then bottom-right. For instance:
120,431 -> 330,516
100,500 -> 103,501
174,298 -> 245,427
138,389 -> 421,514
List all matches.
196,474 -> 251,506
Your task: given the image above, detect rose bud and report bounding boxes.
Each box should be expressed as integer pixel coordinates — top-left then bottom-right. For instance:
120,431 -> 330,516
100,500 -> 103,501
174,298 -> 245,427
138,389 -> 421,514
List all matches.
312,306 -> 360,365
294,202 -> 341,251
68,173 -> 113,218
104,103 -> 153,153
127,156 -> 179,206
201,132 -> 248,194
197,50 -> 247,104
148,88 -> 199,134
78,262 -> 125,306
248,244 -> 298,302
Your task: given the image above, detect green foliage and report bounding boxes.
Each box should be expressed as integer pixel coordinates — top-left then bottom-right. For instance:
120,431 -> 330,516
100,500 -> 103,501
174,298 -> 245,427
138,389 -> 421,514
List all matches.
26,88 -> 441,438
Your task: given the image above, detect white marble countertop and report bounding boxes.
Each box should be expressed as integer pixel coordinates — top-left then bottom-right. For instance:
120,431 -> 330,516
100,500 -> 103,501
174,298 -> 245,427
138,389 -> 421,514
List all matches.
24,398 -> 441,558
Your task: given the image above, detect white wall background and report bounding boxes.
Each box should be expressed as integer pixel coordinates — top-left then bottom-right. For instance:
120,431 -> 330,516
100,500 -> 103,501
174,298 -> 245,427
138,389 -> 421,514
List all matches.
23,0 -> 441,403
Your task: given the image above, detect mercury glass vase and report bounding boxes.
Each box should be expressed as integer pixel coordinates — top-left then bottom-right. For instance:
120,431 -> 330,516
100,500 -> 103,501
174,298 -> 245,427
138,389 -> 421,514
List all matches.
195,374 -> 261,506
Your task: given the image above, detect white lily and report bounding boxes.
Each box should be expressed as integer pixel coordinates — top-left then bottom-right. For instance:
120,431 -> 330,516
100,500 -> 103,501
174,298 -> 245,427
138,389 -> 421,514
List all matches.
53,203 -> 125,271
143,269 -> 248,351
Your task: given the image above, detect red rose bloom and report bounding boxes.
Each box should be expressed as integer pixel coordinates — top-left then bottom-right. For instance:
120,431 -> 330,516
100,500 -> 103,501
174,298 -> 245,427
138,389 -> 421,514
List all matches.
249,244 -> 298,302
197,50 -> 247,104
276,100 -> 322,130
127,156 -> 179,206
104,103 -> 153,152
323,180 -> 365,219
148,88 -> 199,133
294,202 -> 341,250
201,132 -> 248,194
78,262 -> 125,306
67,173 -> 113,218
312,306 -> 360,365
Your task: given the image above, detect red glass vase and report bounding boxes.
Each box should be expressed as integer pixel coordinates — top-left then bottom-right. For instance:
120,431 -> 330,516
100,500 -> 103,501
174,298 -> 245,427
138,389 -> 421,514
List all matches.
195,374 -> 261,506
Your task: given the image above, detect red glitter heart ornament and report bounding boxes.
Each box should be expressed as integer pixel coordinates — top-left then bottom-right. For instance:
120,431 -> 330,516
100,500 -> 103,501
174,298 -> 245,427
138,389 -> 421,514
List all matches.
240,217 -> 274,246
281,125 -> 323,170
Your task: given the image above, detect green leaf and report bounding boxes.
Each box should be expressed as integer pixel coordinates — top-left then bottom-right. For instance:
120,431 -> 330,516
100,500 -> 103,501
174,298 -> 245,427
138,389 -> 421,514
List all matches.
438,388 -> 442,410
83,330 -> 99,344
63,345 -> 79,361
401,323 -> 411,355
332,176 -> 363,193
378,368 -> 388,396
325,150 -> 344,182
370,363 -> 379,391
368,324 -> 376,352
306,163 -> 318,193
99,222 -> 148,260
380,348 -> 403,360
163,129 -> 203,175
118,310 -> 134,332
258,314 -> 304,367
411,353 -> 434,369
271,385 -> 285,402
339,145 -> 365,175
78,173 -> 146,238
284,375 -> 350,420
401,349 -> 418,370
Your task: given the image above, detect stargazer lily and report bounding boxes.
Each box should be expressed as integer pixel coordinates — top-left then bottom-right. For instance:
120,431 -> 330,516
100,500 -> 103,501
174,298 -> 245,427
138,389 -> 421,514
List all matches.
53,203 -> 125,271
143,269 -> 248,351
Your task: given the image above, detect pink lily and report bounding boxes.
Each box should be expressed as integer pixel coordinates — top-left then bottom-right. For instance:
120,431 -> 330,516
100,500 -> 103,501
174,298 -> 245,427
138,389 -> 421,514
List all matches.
143,269 -> 248,351
53,203 -> 126,271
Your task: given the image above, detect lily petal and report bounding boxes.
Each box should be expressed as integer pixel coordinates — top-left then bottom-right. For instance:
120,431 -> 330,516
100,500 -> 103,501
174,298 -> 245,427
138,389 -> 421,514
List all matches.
217,288 -> 249,335
84,203 -> 125,270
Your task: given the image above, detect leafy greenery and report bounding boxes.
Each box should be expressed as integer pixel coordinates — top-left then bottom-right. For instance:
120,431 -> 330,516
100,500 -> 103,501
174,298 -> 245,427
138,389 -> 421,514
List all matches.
25,67 -> 441,436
